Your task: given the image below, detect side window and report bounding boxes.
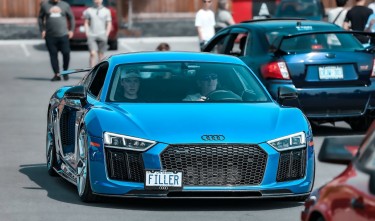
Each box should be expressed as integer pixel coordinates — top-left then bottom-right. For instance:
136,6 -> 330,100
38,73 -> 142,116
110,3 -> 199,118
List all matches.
227,33 -> 249,57
88,62 -> 109,98
205,34 -> 230,54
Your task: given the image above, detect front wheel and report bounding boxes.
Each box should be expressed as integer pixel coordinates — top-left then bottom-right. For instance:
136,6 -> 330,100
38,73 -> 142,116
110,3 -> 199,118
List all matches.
77,127 -> 98,203
46,112 -> 57,176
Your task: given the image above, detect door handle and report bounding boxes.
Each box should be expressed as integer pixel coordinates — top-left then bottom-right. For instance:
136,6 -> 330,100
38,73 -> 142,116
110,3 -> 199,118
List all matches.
350,197 -> 365,209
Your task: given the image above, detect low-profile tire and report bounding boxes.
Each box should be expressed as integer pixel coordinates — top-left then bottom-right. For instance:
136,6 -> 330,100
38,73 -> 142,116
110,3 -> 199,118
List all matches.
46,112 -> 58,176
77,127 -> 98,203
348,116 -> 373,132
108,39 -> 118,50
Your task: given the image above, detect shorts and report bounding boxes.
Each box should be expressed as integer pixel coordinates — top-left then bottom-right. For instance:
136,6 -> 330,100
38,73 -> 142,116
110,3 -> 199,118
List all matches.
87,35 -> 108,53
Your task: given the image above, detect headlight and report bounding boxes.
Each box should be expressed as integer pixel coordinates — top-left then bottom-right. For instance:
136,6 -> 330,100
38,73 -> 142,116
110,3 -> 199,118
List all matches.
104,132 -> 156,151
267,132 -> 306,151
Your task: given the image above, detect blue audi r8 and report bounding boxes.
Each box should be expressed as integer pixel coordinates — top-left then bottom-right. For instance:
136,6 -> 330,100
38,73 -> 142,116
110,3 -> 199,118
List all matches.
46,52 -> 314,202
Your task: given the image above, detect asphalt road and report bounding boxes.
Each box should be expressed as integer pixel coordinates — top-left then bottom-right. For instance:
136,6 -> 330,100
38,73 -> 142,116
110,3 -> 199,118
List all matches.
0,38 -> 360,221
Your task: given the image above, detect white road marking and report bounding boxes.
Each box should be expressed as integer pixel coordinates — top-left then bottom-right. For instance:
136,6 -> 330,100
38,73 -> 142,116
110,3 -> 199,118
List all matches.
20,44 -> 30,57
120,41 -> 136,52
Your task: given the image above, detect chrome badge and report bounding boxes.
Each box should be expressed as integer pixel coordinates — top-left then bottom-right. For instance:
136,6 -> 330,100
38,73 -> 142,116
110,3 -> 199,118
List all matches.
201,135 -> 225,141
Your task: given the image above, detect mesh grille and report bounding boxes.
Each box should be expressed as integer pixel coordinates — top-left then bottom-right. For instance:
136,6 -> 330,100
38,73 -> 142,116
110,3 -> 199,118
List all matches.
59,111 -> 75,146
160,144 -> 267,186
105,148 -> 144,182
276,148 -> 306,182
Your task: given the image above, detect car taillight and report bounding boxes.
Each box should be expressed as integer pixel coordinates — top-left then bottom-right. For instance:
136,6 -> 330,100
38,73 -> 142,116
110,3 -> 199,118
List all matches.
371,59 -> 375,78
261,61 -> 290,80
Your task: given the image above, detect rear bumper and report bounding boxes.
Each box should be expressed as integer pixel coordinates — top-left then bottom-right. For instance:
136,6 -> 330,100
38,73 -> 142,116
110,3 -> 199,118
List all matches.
267,80 -> 375,119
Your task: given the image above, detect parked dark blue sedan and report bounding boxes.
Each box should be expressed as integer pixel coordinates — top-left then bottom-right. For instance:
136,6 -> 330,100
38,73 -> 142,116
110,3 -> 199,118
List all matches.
203,19 -> 375,131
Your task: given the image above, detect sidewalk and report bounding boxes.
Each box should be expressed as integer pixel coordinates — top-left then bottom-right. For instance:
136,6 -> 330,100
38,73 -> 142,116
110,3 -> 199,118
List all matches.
0,17 -> 197,39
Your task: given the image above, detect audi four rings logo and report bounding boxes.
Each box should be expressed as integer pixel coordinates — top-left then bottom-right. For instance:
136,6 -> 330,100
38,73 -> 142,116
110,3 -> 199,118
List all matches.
201,135 -> 225,141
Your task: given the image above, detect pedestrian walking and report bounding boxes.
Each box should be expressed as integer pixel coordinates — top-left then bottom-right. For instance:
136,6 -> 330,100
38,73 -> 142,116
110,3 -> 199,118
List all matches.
215,0 -> 235,33
343,0 -> 372,43
38,0 -> 75,81
195,0 -> 216,51
327,0 -> 348,27
83,0 -> 112,68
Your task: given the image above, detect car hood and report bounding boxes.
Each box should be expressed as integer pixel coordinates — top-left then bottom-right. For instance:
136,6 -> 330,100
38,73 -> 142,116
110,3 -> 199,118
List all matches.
97,103 -> 308,144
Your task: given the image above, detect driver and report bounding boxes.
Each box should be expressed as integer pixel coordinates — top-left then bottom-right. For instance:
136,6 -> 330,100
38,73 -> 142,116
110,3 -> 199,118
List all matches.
183,71 -> 218,101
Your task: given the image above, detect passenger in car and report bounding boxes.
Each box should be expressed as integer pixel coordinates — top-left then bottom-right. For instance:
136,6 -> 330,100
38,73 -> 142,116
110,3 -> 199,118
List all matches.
183,71 -> 219,101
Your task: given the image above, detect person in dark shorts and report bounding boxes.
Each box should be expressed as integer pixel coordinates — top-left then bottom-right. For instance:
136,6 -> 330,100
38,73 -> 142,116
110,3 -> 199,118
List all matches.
83,0 -> 112,67
38,0 -> 75,81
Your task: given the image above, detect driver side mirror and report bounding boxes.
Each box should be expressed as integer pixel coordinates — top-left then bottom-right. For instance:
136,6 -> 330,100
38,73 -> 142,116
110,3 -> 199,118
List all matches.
64,85 -> 87,106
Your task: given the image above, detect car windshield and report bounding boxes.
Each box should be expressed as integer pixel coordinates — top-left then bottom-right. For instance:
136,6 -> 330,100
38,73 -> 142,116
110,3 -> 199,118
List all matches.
62,0 -> 111,6
268,32 -> 365,53
107,62 -> 270,103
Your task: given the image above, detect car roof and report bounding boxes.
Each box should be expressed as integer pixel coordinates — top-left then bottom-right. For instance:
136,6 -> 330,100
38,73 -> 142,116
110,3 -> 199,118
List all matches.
230,19 -> 342,32
107,51 -> 246,65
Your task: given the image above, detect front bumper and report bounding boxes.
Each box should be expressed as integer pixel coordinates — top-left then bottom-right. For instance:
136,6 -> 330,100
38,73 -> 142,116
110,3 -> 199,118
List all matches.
87,136 -> 315,198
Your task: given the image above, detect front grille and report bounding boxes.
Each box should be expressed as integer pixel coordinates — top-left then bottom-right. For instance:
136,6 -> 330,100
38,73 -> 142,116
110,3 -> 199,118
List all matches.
276,148 -> 306,182
59,111 -> 75,146
160,144 -> 267,186
105,148 -> 144,182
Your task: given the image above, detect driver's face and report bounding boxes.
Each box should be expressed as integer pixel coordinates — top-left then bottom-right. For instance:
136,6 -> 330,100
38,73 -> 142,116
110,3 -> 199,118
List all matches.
199,75 -> 218,95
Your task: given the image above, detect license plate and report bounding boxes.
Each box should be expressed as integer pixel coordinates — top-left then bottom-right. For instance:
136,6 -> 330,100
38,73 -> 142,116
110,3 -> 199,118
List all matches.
145,170 -> 183,190
79,25 -> 85,33
318,66 -> 343,80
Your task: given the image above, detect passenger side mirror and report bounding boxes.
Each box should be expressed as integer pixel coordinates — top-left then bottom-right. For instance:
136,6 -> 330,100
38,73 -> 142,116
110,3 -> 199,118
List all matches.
318,136 -> 363,165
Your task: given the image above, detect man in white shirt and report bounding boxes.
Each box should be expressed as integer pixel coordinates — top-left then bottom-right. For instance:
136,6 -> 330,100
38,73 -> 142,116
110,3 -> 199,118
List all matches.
83,0 -> 112,67
195,0 -> 216,51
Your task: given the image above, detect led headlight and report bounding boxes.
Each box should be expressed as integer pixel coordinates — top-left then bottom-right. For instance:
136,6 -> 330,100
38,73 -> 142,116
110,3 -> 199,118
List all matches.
267,132 -> 306,151
104,132 -> 156,151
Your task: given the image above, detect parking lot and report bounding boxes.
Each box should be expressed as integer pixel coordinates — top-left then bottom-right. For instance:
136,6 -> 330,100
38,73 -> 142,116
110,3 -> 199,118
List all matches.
0,37 -> 357,221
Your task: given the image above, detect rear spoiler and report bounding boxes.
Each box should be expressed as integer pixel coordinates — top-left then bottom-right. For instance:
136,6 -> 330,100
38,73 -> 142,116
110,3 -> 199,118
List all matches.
60,68 -> 91,76
272,30 -> 375,55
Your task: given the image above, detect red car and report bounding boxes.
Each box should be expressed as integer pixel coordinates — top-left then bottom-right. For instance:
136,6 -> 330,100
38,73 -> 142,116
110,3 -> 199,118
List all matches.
62,0 -> 119,50
301,125 -> 375,221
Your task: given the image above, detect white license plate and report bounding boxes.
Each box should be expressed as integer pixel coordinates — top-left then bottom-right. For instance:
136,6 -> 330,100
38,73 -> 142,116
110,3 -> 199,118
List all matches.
145,171 -> 183,190
79,25 -> 85,33
318,66 -> 344,80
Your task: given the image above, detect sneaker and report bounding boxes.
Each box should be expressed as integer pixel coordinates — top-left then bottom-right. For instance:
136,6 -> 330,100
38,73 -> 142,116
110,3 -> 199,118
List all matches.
63,75 -> 69,81
50,75 -> 61,81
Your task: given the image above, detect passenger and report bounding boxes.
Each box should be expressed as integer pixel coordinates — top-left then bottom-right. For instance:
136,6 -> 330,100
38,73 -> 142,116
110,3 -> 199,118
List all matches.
183,71 -> 218,101
119,69 -> 143,102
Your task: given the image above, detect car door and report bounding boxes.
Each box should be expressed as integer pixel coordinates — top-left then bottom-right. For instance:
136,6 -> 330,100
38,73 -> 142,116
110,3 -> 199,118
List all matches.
329,133 -> 375,221
57,62 -> 109,168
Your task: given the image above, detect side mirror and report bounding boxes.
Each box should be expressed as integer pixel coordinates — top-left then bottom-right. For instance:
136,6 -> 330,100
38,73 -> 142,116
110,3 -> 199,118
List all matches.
64,85 -> 87,106
370,172 -> 375,195
277,86 -> 298,106
318,136 -> 363,165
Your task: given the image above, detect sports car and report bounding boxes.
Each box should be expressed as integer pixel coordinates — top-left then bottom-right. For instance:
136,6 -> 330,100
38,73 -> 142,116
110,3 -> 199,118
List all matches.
46,52 -> 314,202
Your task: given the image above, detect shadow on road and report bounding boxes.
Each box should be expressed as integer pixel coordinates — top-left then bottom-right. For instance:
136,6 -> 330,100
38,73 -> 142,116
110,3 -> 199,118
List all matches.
32,43 -> 88,52
15,76 -> 82,81
19,163 -> 303,211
